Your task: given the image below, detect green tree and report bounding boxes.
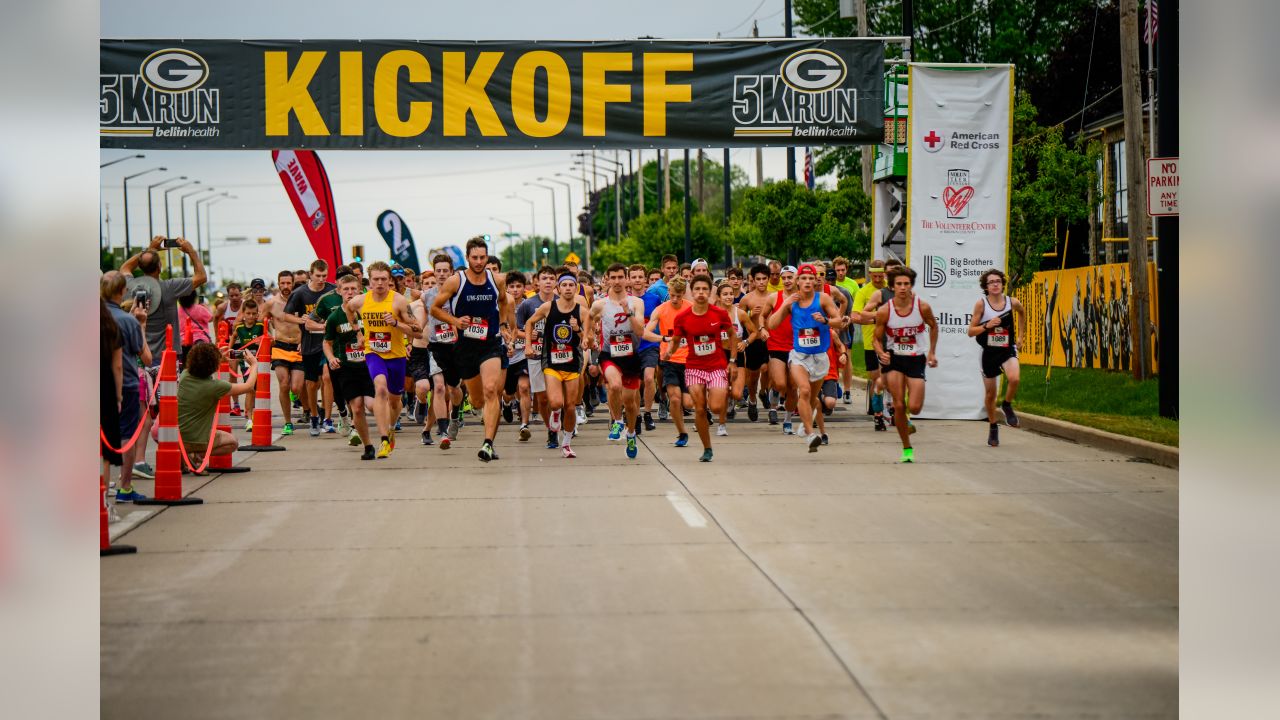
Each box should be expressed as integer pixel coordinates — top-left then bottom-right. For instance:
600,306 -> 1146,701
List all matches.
734,179 -> 871,261
611,203 -> 727,265
1007,92 -> 1100,288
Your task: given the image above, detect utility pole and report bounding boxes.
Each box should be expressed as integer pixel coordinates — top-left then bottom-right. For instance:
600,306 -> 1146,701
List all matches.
1156,0 -> 1178,417
723,148 -> 733,267
1119,0 -> 1152,381
637,149 -> 645,216
785,0 -> 796,188
858,0 -> 873,196
663,149 -> 671,209
753,21 -> 764,188
697,149 -> 705,214
683,149 -> 692,262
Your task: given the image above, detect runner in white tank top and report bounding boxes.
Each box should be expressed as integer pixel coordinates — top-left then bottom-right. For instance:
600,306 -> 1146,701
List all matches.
968,269 -> 1027,447
873,265 -> 939,464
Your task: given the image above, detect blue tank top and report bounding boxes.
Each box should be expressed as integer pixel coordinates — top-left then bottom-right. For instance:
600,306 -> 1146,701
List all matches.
449,269 -> 501,342
790,294 -> 831,355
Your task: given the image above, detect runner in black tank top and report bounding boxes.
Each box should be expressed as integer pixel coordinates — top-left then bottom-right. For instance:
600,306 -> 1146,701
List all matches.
968,269 -> 1027,447
523,271 -> 591,459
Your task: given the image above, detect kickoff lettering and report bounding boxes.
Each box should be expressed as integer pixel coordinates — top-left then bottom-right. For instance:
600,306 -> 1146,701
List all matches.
264,50 -> 694,139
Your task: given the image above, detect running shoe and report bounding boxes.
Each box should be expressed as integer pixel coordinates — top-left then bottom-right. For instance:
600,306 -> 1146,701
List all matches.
727,405 -> 736,420
546,430 -> 559,449
1002,401 -> 1019,428
478,441 -> 496,462
114,487 -> 147,503
782,420 -> 793,435
644,412 -> 656,431
229,405 -> 243,417
821,433 -> 829,445
361,446 -> 376,460
873,415 -> 887,432
519,424 -> 531,442
389,431 -> 396,450
447,417 -> 461,440
309,421 -> 321,437
674,433 -> 689,448
908,421 -> 917,435
548,410 -> 562,433
404,396 -> 416,419
394,419 -> 402,432
747,403 -> 758,422
421,429 -> 434,446
349,431 -> 363,447
768,407 -> 778,425
988,424 -> 1000,447
608,421 -> 623,441
657,402 -> 669,421
716,424 -> 728,437
377,440 -> 392,459
502,400 -> 514,424
576,405 -> 588,424
562,443 -> 576,459
244,419 -> 254,432
439,436 -> 452,450
900,447 -> 914,463
843,392 -> 852,405
337,415 -> 350,434
807,433 -> 822,452
626,434 -> 638,459
323,418 -> 336,434
698,448 -> 713,463
282,423 -> 294,436
414,401 -> 427,424
131,462 -> 155,480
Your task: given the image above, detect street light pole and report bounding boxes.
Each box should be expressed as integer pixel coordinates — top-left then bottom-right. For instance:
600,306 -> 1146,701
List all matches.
100,153 -> 144,169
181,187 -> 215,277
122,166 -> 165,257
488,216 -> 514,269
203,195 -> 232,275
525,181 -> 560,264
506,194 -> 536,267
540,176 -> 575,262
147,176 -> 186,243
196,191 -> 228,273
163,180 -> 197,276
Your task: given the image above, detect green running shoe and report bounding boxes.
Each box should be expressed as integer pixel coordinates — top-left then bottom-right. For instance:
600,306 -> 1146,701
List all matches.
626,434 -> 638,459
281,423 -> 294,436
900,447 -> 914,463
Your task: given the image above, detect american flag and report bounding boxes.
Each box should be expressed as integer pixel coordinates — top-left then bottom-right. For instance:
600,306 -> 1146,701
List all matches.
1144,0 -> 1158,44
804,147 -> 815,190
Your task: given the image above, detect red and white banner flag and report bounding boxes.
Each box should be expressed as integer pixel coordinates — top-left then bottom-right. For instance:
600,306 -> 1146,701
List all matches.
272,149 -> 342,280
907,65 -> 1013,419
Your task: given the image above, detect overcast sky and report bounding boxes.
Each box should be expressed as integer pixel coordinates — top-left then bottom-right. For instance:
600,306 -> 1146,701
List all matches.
100,0 -> 838,283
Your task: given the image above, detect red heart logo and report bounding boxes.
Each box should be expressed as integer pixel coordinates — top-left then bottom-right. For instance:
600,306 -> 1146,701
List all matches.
943,185 -> 975,216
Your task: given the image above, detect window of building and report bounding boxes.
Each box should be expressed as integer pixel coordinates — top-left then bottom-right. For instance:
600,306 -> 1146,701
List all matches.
1111,140 -> 1128,237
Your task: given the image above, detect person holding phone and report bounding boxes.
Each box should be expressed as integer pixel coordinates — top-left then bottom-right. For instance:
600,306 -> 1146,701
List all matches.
120,235 -> 208,362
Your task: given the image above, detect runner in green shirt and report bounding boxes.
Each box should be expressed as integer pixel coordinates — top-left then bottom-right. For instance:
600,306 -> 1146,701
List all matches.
322,274 -> 376,459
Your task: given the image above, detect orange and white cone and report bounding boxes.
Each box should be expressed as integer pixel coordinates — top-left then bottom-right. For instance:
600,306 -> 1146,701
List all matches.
241,325 -> 285,452
136,327 -> 203,506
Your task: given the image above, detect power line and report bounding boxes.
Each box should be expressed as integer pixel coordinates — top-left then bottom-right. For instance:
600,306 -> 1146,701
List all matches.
918,3 -> 986,37
720,0 -> 769,36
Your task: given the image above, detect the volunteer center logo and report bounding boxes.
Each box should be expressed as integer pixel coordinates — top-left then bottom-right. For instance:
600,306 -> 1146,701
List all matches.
943,168 -> 974,219
733,49 -> 860,140
100,48 -> 221,139
923,255 -> 948,288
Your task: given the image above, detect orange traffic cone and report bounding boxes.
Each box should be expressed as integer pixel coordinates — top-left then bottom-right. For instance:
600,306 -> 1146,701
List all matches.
100,448 -> 136,556
241,324 -> 285,452
209,345 -> 251,474
136,327 -> 203,506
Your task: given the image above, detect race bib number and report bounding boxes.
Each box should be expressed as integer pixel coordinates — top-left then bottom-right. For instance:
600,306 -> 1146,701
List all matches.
550,344 -> 574,364
513,339 -> 525,353
693,335 -> 717,357
369,331 -> 392,353
987,329 -> 1009,348
609,335 -> 634,357
463,319 -> 489,340
891,334 -> 918,356
719,330 -> 730,342
432,325 -> 457,344
529,340 -> 543,356
797,327 -> 821,348
344,342 -> 366,362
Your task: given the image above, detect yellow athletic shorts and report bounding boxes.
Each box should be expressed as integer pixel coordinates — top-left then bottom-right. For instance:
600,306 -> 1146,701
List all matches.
542,368 -> 580,383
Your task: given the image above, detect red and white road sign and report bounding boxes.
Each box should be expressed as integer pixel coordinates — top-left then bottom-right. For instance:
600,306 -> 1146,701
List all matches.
1147,156 -> 1179,217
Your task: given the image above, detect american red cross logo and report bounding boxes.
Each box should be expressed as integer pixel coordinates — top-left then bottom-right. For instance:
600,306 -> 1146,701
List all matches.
923,130 -> 943,153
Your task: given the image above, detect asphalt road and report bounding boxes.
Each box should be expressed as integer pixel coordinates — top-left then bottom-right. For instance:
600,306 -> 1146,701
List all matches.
103,387 -> 1177,719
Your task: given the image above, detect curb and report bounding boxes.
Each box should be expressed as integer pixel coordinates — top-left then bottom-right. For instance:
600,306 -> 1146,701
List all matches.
1008,410 -> 1179,468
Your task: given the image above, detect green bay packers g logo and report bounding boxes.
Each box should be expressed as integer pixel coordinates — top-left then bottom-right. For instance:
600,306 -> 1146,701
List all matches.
139,48 -> 209,93
779,49 -> 847,93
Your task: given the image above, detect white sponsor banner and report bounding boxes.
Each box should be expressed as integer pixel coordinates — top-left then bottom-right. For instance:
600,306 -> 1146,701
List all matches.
273,150 -> 321,217
906,65 -> 1012,419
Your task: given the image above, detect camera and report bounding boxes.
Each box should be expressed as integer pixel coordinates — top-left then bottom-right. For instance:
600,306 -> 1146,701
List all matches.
162,237 -> 182,248
133,287 -> 149,309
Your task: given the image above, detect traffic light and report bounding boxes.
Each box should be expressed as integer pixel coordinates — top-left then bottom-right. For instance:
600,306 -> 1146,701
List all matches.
540,239 -> 550,255
483,233 -> 491,243
350,244 -> 364,262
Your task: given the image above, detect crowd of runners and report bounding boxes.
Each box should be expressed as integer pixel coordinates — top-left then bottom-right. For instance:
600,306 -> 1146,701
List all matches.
102,235 -> 1029,501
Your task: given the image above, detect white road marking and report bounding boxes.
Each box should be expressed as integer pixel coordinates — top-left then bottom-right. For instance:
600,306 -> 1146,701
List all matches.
665,491 -> 707,528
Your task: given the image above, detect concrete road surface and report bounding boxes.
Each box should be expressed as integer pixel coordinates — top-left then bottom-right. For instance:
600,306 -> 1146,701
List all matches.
102,392 -> 1176,719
